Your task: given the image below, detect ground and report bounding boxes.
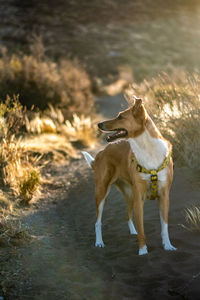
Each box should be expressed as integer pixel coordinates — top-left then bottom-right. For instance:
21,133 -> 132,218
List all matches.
1,94 -> 200,300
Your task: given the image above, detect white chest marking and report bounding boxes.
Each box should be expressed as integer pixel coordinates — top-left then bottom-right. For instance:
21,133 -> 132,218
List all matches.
128,131 -> 169,183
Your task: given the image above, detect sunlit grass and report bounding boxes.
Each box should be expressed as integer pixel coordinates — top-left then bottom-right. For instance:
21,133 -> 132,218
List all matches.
24,104 -> 99,152
126,71 -> 200,169
22,133 -> 79,161
1,136 -> 41,202
25,115 -> 57,134
183,206 -> 200,232
64,114 -> 99,149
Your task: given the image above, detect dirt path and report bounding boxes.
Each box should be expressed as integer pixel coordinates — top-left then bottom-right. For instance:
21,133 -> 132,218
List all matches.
5,95 -> 200,300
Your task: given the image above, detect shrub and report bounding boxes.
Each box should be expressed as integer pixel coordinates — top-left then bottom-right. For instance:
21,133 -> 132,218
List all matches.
0,40 -> 94,120
0,95 -> 23,140
19,169 -> 41,202
0,98 -> 41,202
0,215 -> 30,246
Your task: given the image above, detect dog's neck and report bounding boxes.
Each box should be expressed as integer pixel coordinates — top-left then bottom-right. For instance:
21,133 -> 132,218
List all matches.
128,118 -> 169,170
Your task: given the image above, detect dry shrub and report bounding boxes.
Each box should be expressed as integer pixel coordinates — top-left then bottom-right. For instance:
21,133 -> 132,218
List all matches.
0,98 -> 41,202
25,115 -> 57,134
0,191 -> 13,214
18,169 -> 41,203
0,136 -> 41,202
183,206 -> 200,232
0,215 -> 30,246
64,114 -> 99,148
24,104 -> 99,152
0,38 -> 94,119
126,71 -> 200,169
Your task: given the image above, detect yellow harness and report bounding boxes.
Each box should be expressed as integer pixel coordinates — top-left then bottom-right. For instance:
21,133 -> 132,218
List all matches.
132,152 -> 172,200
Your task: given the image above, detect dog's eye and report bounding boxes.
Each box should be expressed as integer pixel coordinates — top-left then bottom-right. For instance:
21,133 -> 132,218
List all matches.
117,114 -> 123,120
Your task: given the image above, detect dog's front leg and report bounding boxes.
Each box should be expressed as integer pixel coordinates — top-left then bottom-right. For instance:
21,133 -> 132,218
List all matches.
158,190 -> 177,251
133,189 -> 148,255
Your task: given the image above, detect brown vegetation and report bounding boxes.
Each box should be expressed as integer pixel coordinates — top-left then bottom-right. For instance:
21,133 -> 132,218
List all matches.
0,215 -> 30,247
0,98 -> 41,203
0,37 -> 95,120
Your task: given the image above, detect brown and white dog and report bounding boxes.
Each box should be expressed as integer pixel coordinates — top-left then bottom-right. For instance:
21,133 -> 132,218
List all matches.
82,97 -> 177,255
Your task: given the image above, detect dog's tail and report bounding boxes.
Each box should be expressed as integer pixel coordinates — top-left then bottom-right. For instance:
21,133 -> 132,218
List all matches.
81,151 -> 94,168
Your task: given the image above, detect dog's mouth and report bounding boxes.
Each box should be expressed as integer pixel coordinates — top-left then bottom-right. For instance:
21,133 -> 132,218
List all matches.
106,128 -> 128,142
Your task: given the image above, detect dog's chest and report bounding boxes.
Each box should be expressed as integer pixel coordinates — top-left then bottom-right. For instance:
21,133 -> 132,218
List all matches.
128,133 -> 168,185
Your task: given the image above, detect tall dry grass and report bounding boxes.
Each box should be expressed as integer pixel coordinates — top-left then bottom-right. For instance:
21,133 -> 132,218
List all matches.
183,206 -> 200,232
24,104 -> 99,159
0,97 -> 41,203
126,71 -> 200,169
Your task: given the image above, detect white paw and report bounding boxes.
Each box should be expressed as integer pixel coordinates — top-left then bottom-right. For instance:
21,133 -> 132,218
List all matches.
164,243 -> 177,251
139,245 -> 148,255
95,241 -> 105,248
130,229 -> 137,235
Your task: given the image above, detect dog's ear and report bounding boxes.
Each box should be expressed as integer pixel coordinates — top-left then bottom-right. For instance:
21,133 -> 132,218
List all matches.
132,97 -> 143,116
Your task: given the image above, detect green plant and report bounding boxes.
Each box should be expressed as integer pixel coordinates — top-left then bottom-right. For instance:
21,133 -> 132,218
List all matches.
19,169 -> 41,202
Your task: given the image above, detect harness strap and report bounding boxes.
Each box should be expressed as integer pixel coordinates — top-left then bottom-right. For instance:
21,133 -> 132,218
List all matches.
132,152 -> 172,200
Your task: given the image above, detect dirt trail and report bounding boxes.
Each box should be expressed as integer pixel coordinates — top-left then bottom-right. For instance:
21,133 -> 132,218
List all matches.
7,95 -> 200,299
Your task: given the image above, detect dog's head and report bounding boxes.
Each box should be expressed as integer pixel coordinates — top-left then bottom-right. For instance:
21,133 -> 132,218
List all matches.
98,97 -> 147,142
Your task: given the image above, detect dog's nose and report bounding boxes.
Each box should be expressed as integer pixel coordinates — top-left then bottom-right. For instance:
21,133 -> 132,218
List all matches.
98,122 -> 105,130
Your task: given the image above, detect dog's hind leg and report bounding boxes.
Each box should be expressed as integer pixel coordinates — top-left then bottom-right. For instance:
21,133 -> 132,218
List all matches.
94,178 -> 111,248
115,180 -> 137,235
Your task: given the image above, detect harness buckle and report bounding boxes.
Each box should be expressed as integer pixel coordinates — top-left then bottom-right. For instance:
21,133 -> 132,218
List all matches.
151,174 -> 158,181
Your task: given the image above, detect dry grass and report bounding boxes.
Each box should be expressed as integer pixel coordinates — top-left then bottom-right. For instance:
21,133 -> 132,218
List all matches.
0,135 -> 41,202
0,214 -> 30,246
0,98 -> 42,204
183,206 -> 200,232
0,191 -> 13,214
22,133 -> 80,161
125,71 -> 200,169
64,114 -> 99,149
25,115 -> 57,134
24,104 -> 99,154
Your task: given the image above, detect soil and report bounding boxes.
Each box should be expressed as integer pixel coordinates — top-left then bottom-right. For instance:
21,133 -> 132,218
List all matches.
0,94 -> 200,300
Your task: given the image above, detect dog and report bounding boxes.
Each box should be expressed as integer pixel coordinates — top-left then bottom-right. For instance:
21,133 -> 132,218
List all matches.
82,96 -> 177,255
